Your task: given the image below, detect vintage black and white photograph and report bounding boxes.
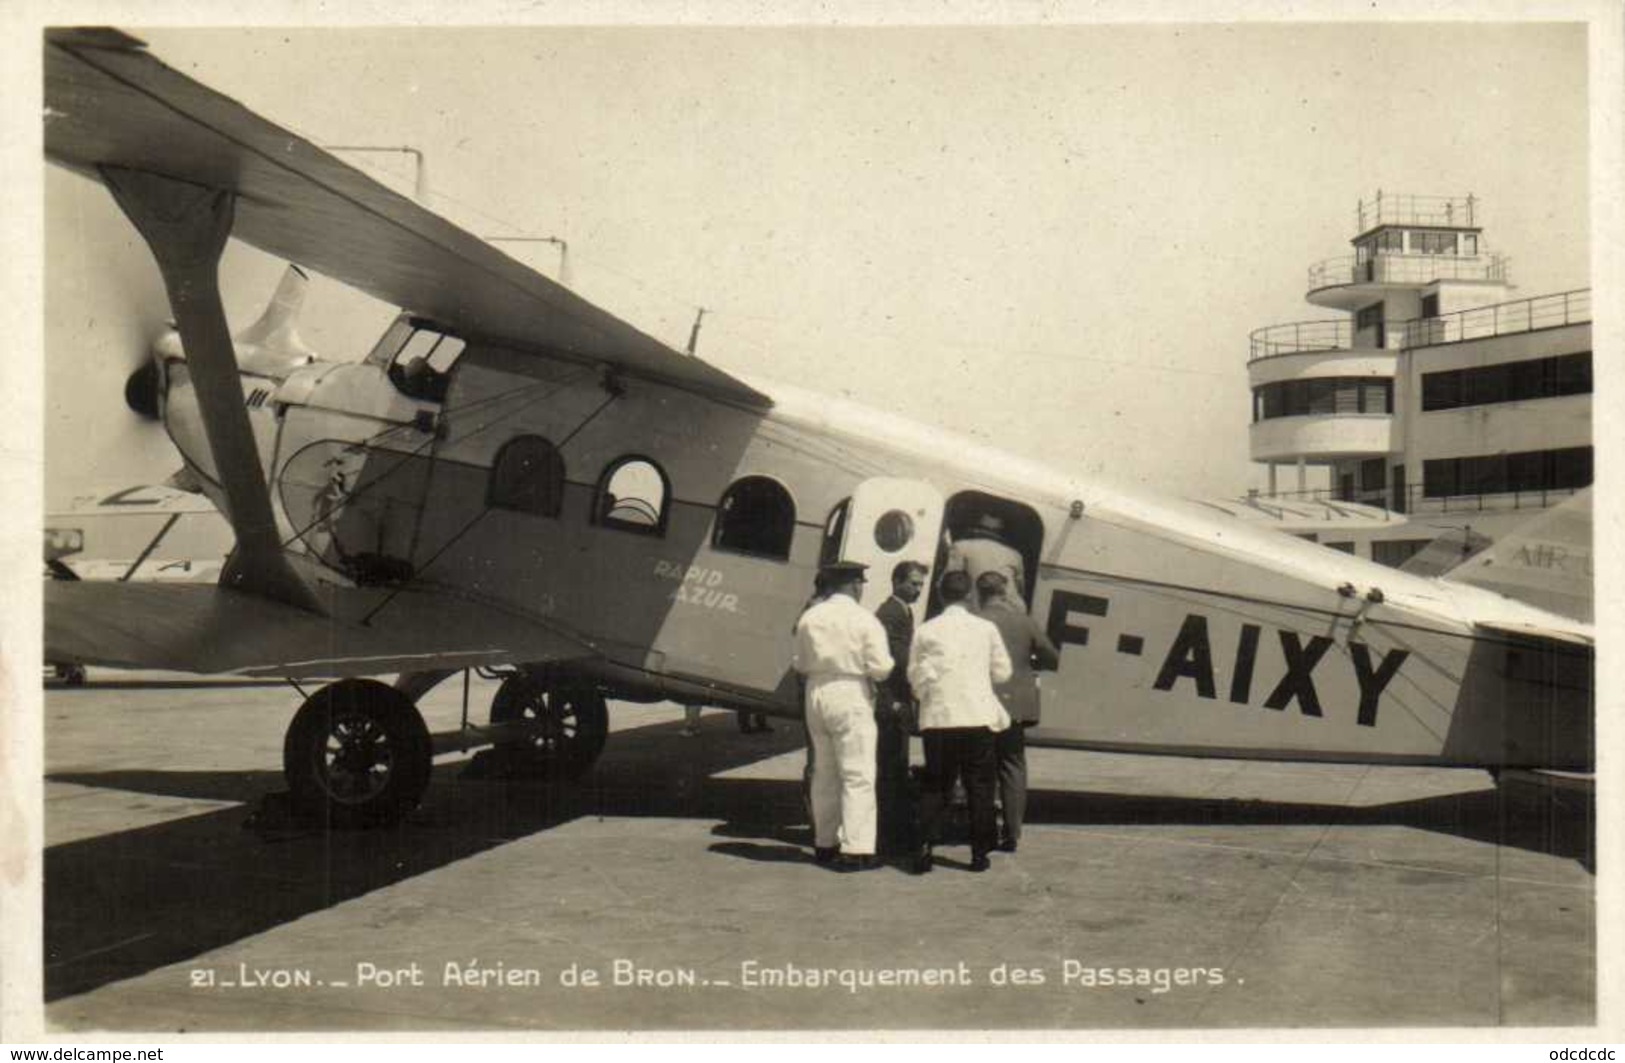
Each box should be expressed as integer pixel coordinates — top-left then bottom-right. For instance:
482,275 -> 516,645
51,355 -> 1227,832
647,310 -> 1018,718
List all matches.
6,1 -> 1615,1039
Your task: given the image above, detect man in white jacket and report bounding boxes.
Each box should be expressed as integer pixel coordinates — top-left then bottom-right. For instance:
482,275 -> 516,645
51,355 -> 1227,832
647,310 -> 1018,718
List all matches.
907,570 -> 1013,873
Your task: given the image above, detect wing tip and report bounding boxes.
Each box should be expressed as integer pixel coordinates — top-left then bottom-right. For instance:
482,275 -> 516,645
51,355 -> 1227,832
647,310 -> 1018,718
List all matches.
46,27 -> 147,51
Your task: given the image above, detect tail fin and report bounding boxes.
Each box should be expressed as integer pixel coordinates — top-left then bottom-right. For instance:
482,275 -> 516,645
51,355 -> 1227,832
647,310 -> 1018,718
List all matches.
1443,490 -> 1592,622
1398,526 -> 1493,577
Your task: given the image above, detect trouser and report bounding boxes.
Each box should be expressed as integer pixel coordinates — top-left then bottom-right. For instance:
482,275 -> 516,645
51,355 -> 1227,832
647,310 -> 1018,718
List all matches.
874,699 -> 914,854
805,678 -> 879,855
917,727 -> 997,858
995,722 -> 1029,844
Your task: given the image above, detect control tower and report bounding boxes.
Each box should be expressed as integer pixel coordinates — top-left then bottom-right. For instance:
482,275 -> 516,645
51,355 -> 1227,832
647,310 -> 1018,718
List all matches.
1248,191 -> 1512,498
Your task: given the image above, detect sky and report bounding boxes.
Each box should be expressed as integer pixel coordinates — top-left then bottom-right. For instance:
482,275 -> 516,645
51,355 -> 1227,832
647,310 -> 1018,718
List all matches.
36,16 -> 1596,506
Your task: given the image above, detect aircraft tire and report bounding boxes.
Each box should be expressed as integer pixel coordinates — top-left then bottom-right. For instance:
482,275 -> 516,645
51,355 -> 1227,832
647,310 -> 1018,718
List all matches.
283,678 -> 433,828
489,671 -> 609,781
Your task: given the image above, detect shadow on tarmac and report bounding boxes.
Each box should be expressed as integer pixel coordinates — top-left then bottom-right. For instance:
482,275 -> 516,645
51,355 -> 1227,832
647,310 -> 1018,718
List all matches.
45,679 -> 292,691
45,718 -> 1592,1002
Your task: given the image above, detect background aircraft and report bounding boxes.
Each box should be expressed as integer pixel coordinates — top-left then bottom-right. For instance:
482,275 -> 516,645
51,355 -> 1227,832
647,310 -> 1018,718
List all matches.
42,29 -> 1592,828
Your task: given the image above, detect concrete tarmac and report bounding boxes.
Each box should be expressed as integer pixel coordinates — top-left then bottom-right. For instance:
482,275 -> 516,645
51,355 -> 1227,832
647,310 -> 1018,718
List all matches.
42,671 -> 1593,1033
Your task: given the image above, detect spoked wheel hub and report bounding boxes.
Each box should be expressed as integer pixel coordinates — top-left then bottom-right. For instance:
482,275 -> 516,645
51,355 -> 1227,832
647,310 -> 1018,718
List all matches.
489,669 -> 609,781
284,678 -> 432,827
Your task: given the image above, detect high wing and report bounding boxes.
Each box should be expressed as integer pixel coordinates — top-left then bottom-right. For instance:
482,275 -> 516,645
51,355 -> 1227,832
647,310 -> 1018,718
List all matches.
46,581 -> 598,679
44,28 -> 769,407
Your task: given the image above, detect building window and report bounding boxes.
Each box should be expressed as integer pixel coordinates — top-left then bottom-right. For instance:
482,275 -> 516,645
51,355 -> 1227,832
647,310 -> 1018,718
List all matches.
1423,447 -> 1593,499
488,436 -> 565,517
594,456 -> 669,536
1420,293 -> 1439,318
1420,352 -> 1592,411
1325,541 -> 1356,554
1360,459 -> 1387,492
1252,378 -> 1392,422
1355,303 -> 1385,331
1412,231 -> 1459,255
713,476 -> 796,560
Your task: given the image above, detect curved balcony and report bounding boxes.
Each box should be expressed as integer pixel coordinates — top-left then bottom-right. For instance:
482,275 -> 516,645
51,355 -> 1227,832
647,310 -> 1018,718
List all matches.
1306,252 -> 1510,309
1248,346 -> 1397,390
1249,319 -> 1352,361
1249,414 -> 1393,464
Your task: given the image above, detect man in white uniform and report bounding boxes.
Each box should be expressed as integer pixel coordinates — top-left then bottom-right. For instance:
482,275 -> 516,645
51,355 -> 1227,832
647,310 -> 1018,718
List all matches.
791,560 -> 895,872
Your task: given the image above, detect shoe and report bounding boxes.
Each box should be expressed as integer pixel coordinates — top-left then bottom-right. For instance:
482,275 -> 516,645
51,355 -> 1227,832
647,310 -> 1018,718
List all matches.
909,849 -> 933,875
997,838 -> 1018,853
969,852 -> 991,872
814,846 -> 838,865
836,853 -> 877,872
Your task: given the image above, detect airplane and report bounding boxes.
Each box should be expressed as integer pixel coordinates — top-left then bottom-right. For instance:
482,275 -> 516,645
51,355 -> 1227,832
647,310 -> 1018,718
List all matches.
41,28 -> 1593,828
44,483 -> 230,685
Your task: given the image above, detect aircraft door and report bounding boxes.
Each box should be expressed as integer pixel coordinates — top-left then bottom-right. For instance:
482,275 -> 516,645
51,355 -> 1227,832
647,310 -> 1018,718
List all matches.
836,478 -> 944,621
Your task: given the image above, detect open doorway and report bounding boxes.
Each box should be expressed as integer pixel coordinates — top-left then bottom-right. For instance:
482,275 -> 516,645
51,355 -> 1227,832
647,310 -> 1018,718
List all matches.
930,490 -> 1045,616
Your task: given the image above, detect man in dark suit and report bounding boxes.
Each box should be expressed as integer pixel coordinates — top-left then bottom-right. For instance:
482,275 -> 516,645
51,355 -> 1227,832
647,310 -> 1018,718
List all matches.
873,560 -> 926,855
973,570 -> 1059,852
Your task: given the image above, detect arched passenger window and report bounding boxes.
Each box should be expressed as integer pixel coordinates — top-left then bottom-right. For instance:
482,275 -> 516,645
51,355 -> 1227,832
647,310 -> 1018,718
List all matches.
713,476 -> 796,560
488,436 -> 565,517
595,456 -> 669,536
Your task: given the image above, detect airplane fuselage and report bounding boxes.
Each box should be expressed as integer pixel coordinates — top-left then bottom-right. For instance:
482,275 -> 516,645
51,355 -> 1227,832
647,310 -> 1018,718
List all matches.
159,318 -> 1594,771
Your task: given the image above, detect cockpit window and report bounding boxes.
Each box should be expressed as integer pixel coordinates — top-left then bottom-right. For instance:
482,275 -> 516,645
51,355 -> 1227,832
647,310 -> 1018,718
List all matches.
378,320 -> 466,403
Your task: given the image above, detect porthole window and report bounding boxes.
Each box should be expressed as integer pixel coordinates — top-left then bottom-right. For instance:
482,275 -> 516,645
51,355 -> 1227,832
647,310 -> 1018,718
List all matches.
713,476 -> 795,561
488,436 -> 565,517
873,509 -> 914,553
595,456 -> 669,536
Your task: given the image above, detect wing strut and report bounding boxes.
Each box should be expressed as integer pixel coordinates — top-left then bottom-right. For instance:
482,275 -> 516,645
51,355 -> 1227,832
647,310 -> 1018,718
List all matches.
101,166 -> 322,613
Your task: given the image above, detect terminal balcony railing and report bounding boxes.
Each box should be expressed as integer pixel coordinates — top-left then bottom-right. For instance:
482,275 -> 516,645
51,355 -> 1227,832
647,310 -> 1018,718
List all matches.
1248,319 -> 1355,362
1402,288 -> 1591,348
1355,192 -> 1476,233
1256,483 -> 1582,517
1307,251 -> 1510,291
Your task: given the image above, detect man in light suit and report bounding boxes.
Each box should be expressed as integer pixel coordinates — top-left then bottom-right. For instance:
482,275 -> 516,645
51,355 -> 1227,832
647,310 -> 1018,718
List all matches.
907,570 -> 1013,874
974,571 -> 1060,853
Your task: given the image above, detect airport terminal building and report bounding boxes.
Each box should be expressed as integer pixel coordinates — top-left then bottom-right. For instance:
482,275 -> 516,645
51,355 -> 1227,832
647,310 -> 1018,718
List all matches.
1246,192 -> 1591,566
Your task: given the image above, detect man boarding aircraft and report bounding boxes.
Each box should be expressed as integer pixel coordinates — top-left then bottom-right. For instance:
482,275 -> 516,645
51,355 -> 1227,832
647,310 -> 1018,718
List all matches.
43,30 -> 1593,827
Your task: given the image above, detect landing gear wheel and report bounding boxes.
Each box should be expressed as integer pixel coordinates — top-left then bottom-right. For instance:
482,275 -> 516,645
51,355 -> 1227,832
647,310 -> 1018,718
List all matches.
489,671 -> 609,780
54,663 -> 87,686
283,679 -> 433,828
